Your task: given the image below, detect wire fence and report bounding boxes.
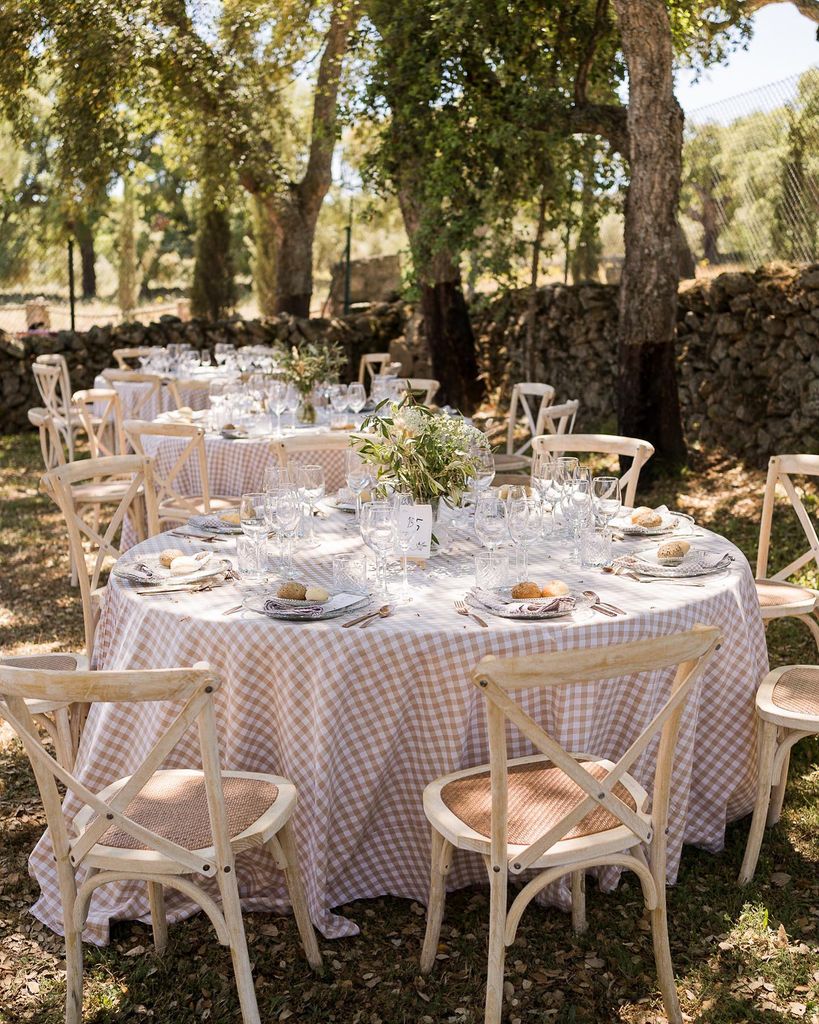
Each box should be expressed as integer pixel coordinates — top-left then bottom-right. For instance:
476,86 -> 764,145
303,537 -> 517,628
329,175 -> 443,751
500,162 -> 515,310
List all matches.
681,66 -> 819,270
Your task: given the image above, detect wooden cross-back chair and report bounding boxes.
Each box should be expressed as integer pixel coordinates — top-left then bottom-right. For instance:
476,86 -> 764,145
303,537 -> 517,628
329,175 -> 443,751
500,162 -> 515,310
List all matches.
112,346 -> 156,369
532,433 -> 654,509
125,420 -> 236,525
28,407 -> 69,472
32,355 -> 86,460
72,389 -> 126,458
401,378 -> 440,405
753,453 -> 819,649
0,661 -> 321,1024
41,455 -> 160,658
273,432 -> 356,493
420,625 -> 722,1024
535,398 -> 580,438
738,662 -> 819,885
506,383 -> 557,458
358,351 -> 391,387
102,369 -> 181,418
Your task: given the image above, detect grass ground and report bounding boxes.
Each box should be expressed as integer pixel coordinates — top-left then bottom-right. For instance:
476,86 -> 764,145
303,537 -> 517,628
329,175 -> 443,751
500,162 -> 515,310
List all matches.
0,432 -> 817,1024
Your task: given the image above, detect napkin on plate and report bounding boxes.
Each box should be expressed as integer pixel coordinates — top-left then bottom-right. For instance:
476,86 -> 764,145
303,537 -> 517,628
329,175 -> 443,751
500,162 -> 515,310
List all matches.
170,551 -> 212,576
468,588 -> 575,618
613,552 -> 733,578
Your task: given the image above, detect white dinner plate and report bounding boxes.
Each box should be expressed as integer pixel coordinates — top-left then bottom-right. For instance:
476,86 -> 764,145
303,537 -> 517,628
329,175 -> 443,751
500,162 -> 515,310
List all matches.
612,509 -> 681,536
623,544 -> 731,578
113,554 -> 232,586
188,512 -> 242,534
243,591 -> 369,620
469,588 -> 592,620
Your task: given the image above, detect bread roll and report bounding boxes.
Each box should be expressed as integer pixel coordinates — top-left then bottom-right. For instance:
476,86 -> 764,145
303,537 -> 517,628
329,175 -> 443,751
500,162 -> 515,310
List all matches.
540,579 -> 570,598
511,581 -> 541,599
631,508 -> 662,528
159,548 -> 184,568
304,585 -> 330,603
657,540 -> 690,564
278,581 -> 307,600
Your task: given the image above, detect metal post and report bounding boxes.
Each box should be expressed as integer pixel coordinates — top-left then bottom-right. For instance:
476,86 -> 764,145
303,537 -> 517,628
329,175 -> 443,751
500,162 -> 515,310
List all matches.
343,199 -> 353,315
67,238 -> 76,331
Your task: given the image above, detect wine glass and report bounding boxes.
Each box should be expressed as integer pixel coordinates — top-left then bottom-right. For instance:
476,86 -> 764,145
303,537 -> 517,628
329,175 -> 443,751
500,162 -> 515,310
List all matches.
593,475 -> 622,538
345,449 -> 373,522
267,381 -> 288,436
564,468 -> 593,560
391,491 -> 416,602
329,384 -> 349,415
474,491 -> 508,561
507,496 -> 542,578
554,456 -> 579,536
471,447 -> 496,497
265,487 -> 300,577
361,500 -> 394,599
297,464 -> 325,548
347,382 -> 366,416
282,384 -> 299,431
239,492 -> 267,577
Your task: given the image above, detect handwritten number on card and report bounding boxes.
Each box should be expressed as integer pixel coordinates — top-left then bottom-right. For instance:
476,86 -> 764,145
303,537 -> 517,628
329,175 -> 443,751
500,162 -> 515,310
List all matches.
396,504 -> 433,558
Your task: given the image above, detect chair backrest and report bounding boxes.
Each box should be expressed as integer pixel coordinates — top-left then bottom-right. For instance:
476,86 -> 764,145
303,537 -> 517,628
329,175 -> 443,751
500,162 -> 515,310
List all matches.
402,378 -> 440,405
531,433 -> 654,508
32,358 -> 76,455
72,389 -> 126,458
102,369 -> 169,418
506,383 -> 557,456
41,455 -> 160,656
757,453 -> 819,581
125,420 -> 211,518
273,433 -> 355,492
0,662 -> 239,882
358,352 -> 392,386
534,399 -> 580,439
472,625 -> 721,876
113,347 -> 156,369
28,408 -> 68,471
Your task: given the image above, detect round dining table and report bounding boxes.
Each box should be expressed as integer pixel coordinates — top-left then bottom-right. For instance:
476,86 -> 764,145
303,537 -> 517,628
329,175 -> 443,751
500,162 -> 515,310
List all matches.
94,371 -> 217,421
30,512 -> 768,945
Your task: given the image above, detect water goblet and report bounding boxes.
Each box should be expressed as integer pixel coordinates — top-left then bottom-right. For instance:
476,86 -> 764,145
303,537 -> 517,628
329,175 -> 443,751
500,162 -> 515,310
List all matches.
474,491 -> 508,561
297,464 -> 325,548
345,449 -> 373,522
592,475 -> 622,538
347,382 -> 366,416
360,500 -> 394,599
239,492 -> 268,577
507,496 -> 542,578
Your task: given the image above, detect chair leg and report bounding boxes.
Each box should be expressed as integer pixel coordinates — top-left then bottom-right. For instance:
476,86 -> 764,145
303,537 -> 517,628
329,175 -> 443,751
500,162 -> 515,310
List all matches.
53,708 -> 75,771
738,719 -> 778,885
276,820 -> 322,970
147,881 -> 168,955
484,866 -> 508,1024
571,870 -> 587,935
216,869 -> 261,1024
649,888 -> 682,1024
64,922 -> 84,1024
420,829 -> 452,974
766,739 -> 791,826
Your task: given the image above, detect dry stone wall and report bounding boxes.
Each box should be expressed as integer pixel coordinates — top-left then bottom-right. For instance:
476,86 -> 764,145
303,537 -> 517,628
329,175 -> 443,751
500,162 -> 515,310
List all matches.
5,265 -> 818,463
0,302 -> 407,432
471,263 -> 819,464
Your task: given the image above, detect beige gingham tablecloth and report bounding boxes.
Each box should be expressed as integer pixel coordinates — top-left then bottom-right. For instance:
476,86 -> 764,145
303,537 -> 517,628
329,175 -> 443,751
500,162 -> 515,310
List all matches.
29,517 -> 768,945
93,374 -> 211,421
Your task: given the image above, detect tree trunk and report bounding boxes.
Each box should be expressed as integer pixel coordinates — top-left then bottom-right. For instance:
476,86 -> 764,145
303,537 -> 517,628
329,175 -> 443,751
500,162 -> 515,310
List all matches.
676,220 -> 697,279
269,194 -> 316,318
613,0 -> 687,474
525,186 -> 548,380
73,220 -> 96,299
398,188 -> 486,414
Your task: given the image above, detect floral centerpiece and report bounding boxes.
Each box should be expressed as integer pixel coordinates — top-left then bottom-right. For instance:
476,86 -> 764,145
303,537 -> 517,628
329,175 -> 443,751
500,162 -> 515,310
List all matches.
356,398 -> 489,510
281,341 -> 345,423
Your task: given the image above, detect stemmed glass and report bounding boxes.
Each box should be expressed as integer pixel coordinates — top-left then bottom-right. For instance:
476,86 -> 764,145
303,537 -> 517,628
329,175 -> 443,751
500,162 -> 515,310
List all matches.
347,382 -> 367,416
554,456 -> 579,536
361,501 -> 394,599
592,476 -> 622,539
264,487 -> 300,577
239,492 -> 268,578
267,381 -> 288,436
329,384 -> 349,417
471,447 -> 496,495
345,449 -> 373,522
531,454 -> 558,536
507,496 -> 542,577
297,464 -> 325,548
474,491 -> 508,562
282,384 -> 299,431
563,468 -> 593,560
391,491 -> 415,602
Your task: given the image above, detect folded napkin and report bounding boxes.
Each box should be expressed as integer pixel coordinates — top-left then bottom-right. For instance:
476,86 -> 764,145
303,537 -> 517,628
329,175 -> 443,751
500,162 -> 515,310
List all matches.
468,588 -> 575,619
129,561 -> 158,581
188,513 -> 239,534
170,551 -> 212,576
262,598 -> 327,618
613,552 -> 732,578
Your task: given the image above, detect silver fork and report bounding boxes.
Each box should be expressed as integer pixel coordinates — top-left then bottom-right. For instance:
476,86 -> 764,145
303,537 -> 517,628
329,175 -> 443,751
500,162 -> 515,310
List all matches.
454,600 -> 489,628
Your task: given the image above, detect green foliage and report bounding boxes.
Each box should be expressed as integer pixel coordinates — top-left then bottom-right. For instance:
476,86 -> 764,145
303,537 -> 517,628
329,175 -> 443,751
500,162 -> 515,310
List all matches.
281,341 -> 345,395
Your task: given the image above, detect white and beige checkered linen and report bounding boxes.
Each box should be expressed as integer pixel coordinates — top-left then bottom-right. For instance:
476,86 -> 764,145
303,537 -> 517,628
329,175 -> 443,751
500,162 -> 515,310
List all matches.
29,519 -> 769,946
93,375 -> 211,422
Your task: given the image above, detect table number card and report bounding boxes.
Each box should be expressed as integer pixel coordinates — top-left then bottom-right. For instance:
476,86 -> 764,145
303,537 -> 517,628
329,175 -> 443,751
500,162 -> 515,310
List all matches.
396,504 -> 433,559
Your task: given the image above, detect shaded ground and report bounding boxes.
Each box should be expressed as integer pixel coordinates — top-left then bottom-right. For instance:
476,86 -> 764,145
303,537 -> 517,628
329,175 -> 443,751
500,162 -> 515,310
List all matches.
0,432 -> 817,1023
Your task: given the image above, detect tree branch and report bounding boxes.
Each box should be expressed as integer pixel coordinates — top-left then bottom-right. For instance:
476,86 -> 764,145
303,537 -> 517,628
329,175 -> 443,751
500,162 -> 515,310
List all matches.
569,102 -> 629,155
299,2 -> 358,211
574,0 -> 610,107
